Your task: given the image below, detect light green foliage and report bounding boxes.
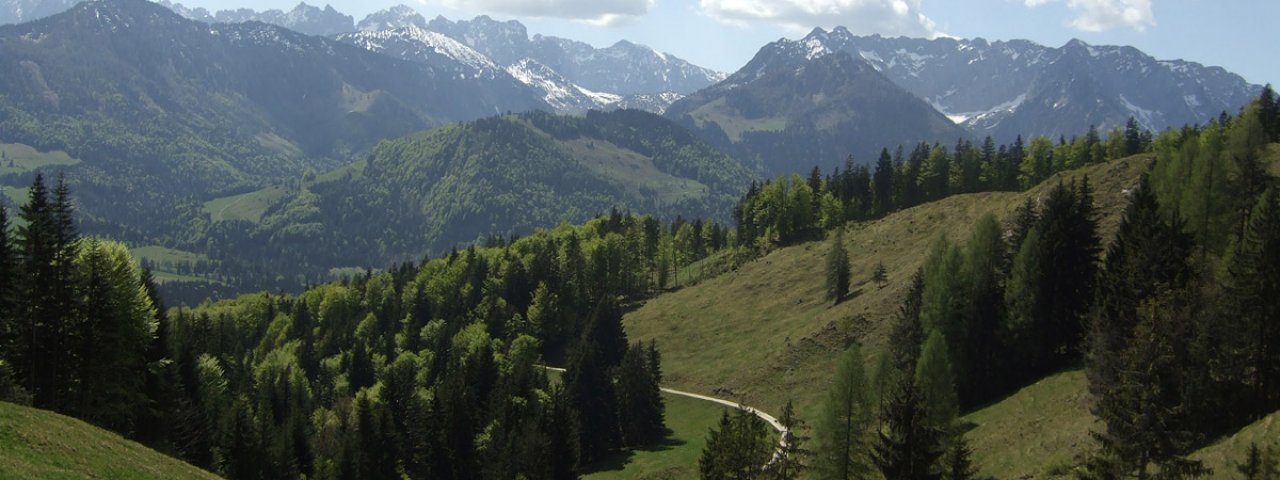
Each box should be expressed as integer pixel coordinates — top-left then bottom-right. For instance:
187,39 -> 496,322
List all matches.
914,331 -> 959,434
815,344 -> 875,480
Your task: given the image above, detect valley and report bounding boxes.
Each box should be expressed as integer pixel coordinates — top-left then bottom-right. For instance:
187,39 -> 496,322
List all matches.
0,1 -> 1278,480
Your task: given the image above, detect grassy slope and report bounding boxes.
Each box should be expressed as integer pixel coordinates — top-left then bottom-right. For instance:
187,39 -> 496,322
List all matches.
0,402 -> 220,480
962,370 -> 1094,479
202,186 -> 290,223
585,392 -> 730,480
1191,411 -> 1280,476
0,143 -> 79,175
623,156 -> 1153,473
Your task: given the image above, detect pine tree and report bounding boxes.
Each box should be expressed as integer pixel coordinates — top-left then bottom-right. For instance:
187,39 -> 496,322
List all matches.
700,408 -> 774,480
942,435 -> 990,480
826,230 -> 851,304
815,344 -> 874,480
768,401 -> 811,480
1087,292 -> 1210,480
0,204 -> 16,359
873,149 -> 895,216
566,339 -> 621,465
1226,186 -> 1280,415
872,380 -> 943,480
1087,175 -> 1193,423
617,342 -> 666,446
1237,443 -> 1279,480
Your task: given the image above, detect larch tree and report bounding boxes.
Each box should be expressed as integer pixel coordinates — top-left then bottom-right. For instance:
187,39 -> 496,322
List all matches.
815,344 -> 874,480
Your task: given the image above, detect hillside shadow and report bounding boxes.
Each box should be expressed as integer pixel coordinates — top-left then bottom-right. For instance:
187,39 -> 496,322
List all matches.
581,436 -> 688,474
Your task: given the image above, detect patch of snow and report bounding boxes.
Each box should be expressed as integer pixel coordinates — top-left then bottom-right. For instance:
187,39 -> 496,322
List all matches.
1119,94 -> 1156,129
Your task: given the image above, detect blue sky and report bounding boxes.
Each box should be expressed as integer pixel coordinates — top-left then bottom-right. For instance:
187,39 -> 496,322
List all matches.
178,0 -> 1278,86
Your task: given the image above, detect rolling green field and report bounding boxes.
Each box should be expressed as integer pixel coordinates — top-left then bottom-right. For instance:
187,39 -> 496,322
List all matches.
564,138 -> 709,206
688,98 -> 788,142
0,402 -> 220,480
585,392 -> 730,480
202,186 -> 289,223
129,246 -> 221,285
1191,410 -> 1280,475
0,143 -> 80,175
623,156 -> 1153,474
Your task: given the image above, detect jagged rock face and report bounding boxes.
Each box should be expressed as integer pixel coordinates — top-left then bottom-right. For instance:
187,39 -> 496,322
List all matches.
425,14 -> 725,96
345,6 -> 719,114
804,28 -> 1260,141
153,0 -> 354,36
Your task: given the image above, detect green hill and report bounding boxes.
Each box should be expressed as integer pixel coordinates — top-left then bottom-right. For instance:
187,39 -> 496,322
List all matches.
0,402 -> 220,480
190,109 -> 754,298
622,155 -> 1153,477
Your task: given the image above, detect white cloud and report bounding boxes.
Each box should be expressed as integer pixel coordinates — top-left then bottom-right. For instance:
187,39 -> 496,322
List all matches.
1025,0 -> 1155,32
699,0 -> 939,38
432,0 -> 654,25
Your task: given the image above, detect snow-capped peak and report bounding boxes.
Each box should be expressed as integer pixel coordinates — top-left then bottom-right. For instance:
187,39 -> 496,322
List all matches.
356,4 -> 425,32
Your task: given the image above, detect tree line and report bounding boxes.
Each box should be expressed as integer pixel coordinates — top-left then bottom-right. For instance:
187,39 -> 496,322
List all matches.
698,87 -> 1280,479
3,177 -> 769,478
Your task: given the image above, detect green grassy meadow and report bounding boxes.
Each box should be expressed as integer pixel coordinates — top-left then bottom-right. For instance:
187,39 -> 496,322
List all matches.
0,143 -> 79,175
0,402 -> 220,480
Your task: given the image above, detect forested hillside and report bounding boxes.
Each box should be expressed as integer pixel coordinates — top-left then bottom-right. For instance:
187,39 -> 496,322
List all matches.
160,109 -> 752,305
0,0 -> 546,245
1,169 -> 745,478
634,89 -> 1280,478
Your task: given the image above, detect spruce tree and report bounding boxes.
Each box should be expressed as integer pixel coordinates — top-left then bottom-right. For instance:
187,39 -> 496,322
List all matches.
1087,175 -> 1193,422
872,380 -> 943,480
825,230 -> 851,304
0,204 -> 16,358
816,344 -> 874,480
617,342 -> 665,446
566,339 -> 621,465
1226,186 -> 1280,415
768,401 -> 811,480
1088,292 -> 1209,480
699,408 -> 774,480
873,149 -> 895,216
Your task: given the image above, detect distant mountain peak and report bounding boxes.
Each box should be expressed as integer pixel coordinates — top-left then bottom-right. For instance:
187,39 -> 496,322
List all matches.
356,4 -> 425,32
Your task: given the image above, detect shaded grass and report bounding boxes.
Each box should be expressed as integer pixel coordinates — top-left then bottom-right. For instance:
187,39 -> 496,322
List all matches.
0,402 -> 220,480
584,392 -> 729,480
1191,410 -> 1280,476
564,138 -> 708,206
961,370 -> 1095,479
0,143 -> 79,175
624,156 -> 1151,461
688,98 -> 788,142
202,186 -> 289,223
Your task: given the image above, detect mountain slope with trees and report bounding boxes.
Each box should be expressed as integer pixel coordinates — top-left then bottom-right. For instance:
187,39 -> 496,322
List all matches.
0,0 -> 548,244
179,109 -> 753,301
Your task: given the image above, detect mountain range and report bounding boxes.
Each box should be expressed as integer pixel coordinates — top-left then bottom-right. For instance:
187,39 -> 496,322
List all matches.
797,28 -> 1261,141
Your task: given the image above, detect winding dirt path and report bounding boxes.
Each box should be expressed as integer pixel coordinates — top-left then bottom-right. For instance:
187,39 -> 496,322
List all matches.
540,366 -> 789,463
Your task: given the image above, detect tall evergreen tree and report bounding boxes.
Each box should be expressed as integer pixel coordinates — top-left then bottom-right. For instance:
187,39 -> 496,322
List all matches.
1087,175 -> 1194,423
914,331 -> 958,436
872,380 -> 943,480
873,148 -> 896,216
1226,186 -> 1280,416
769,401 -> 811,480
826,230 -> 851,304
566,339 -> 621,465
1086,292 -> 1210,480
617,342 -> 666,446
0,204 -> 16,358
815,344 -> 874,480
699,408 -> 774,480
